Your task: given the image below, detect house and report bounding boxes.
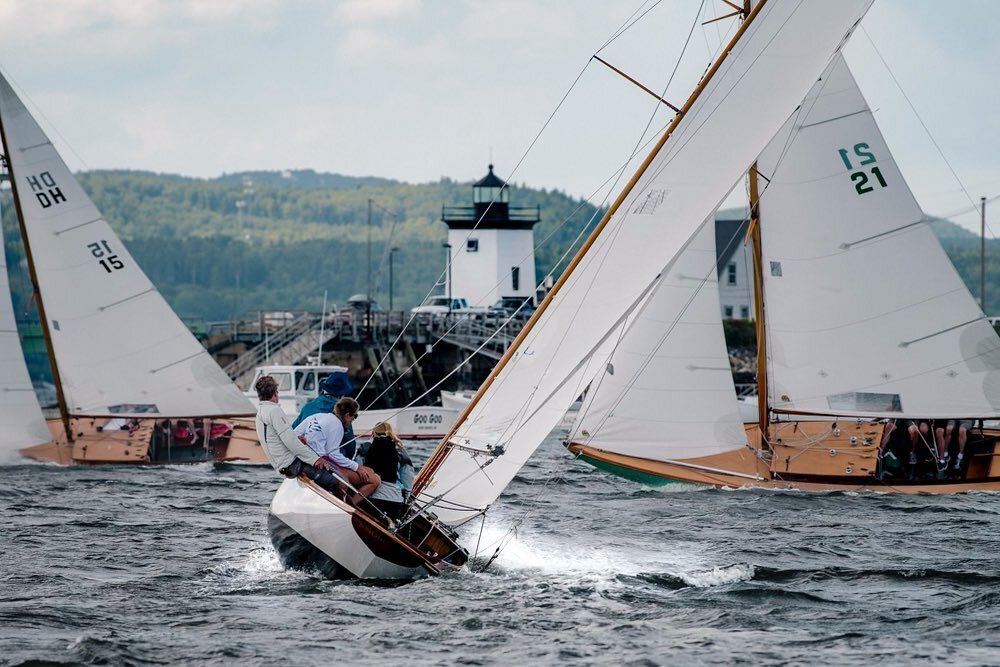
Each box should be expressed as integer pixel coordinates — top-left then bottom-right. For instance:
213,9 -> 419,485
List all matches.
715,216 -> 755,320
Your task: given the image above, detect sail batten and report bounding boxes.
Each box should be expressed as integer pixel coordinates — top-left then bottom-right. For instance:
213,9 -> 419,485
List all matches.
0,73 -> 254,419
416,0 -> 875,525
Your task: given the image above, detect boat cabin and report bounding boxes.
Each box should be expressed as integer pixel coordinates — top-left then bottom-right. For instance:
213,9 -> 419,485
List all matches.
244,364 -> 351,417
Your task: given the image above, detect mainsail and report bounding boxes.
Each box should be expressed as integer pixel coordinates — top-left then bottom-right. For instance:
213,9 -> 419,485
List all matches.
414,0 -> 875,525
0,73 -> 254,419
757,54 -> 1000,419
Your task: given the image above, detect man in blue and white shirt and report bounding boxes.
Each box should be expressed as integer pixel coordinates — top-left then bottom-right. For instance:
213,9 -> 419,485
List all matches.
294,396 -> 380,505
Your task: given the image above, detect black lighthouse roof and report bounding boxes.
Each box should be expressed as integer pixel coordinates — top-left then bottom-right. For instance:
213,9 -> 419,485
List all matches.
442,164 -> 540,230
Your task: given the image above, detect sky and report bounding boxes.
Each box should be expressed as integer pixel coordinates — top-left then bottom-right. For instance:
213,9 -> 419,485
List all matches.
0,0 -> 998,232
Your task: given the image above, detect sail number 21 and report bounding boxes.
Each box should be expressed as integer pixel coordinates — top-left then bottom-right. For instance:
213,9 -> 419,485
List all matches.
87,240 -> 125,273
838,142 -> 887,195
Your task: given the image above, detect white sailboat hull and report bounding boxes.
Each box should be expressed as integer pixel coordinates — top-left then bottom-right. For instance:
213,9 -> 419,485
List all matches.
268,478 -> 433,580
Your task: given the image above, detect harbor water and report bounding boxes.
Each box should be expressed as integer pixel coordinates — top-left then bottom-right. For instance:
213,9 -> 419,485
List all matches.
4,433 -> 1000,666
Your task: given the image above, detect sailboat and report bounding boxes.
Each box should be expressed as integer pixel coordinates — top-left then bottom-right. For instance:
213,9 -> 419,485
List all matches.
566,50 -> 1000,492
267,0 -> 874,578
0,72 -> 262,465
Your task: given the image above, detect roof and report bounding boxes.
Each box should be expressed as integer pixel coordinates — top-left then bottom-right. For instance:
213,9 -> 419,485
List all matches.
474,164 -> 505,188
715,217 -> 749,276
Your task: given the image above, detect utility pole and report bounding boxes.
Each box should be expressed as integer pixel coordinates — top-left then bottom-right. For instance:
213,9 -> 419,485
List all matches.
443,243 -> 452,313
389,247 -> 399,311
982,195 -> 987,312
366,198 -> 373,342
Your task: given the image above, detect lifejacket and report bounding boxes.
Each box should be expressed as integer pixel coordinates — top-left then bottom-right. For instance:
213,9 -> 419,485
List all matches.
363,434 -> 399,484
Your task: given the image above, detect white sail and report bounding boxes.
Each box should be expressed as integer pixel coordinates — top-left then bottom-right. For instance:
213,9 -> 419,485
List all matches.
0,73 -> 254,418
757,54 -> 1000,419
0,209 -> 51,458
415,0 -> 874,525
568,221 -> 747,461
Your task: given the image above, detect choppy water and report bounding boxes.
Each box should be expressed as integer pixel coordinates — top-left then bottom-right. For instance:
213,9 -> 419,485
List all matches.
4,435 -> 1000,666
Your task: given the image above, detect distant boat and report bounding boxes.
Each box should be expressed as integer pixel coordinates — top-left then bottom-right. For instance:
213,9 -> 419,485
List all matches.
267,0 -> 874,579
0,72 -> 261,465
245,364 -> 460,439
567,53 -> 1000,492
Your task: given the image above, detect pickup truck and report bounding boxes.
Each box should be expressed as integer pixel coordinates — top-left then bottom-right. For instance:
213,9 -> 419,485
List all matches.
410,296 -> 489,316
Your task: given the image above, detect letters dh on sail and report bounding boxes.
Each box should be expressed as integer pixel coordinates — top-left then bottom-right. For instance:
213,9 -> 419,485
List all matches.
0,72 -> 259,465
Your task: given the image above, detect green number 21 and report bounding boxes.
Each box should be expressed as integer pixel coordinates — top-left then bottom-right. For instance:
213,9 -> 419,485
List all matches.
838,142 -> 887,195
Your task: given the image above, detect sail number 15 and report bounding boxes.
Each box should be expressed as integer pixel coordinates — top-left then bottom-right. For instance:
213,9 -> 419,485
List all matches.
838,142 -> 888,195
87,240 -> 125,273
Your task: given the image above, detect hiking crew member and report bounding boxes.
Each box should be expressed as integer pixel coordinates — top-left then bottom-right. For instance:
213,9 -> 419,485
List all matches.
254,375 -> 342,495
293,396 -> 380,505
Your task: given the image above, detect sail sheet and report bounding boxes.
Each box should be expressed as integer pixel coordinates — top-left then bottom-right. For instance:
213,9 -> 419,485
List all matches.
757,54 -> 1000,419
415,0 -> 874,525
0,217 -> 51,458
568,221 -> 747,461
0,73 -> 254,418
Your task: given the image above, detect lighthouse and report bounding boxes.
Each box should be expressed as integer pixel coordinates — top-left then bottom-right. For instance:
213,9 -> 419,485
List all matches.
441,164 -> 540,308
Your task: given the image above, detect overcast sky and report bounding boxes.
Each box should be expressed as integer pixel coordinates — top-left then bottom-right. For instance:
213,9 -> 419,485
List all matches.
0,0 -> 997,231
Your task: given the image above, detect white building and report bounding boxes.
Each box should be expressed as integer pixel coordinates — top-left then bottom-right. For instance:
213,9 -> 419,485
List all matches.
715,216 -> 755,321
442,165 -> 540,309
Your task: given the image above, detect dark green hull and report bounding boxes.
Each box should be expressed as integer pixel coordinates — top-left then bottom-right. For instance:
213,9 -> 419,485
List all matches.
574,451 -> 686,486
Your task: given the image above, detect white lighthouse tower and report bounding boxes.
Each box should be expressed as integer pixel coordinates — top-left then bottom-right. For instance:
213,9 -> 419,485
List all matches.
441,164 -> 540,309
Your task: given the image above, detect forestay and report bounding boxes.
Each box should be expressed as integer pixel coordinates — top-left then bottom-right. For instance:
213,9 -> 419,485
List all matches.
568,221 -> 747,460
757,54 -> 1000,419
415,0 -> 875,526
0,73 -> 254,418
0,230 -> 51,458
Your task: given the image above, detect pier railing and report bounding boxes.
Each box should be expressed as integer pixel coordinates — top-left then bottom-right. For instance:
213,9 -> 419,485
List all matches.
220,309 -> 531,386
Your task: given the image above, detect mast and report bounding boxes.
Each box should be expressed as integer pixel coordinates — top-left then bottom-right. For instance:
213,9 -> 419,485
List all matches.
0,117 -> 73,442
741,0 -> 769,448
414,0 -> 771,495
747,162 -> 769,447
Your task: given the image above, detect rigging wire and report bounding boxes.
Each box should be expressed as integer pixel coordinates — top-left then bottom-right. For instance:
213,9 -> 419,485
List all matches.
355,1 -> 711,426
859,26 -> 996,241
568,21 -> 836,451
353,57 -> 596,403
445,0 -> 711,462
444,0 -> 724,565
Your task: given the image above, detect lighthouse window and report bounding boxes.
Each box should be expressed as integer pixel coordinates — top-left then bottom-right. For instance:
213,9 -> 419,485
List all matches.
511,266 -> 520,291
466,238 -> 479,252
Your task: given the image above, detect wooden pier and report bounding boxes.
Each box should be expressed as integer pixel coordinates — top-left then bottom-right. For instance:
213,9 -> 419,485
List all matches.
202,309 -> 529,409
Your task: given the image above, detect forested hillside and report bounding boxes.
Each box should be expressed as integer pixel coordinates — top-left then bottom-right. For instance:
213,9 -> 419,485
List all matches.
2,168 -> 998,322
1,169 -> 601,321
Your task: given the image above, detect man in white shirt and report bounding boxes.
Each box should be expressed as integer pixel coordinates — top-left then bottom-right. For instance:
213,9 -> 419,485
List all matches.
254,375 -> 343,495
294,396 -> 381,505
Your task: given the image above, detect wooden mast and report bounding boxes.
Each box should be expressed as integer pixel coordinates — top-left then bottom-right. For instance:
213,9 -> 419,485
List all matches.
413,0 -> 771,495
743,0 -> 770,448
747,163 -> 769,447
0,106 -> 74,443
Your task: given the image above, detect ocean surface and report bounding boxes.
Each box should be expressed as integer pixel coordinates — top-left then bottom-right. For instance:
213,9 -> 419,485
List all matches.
4,433 -> 1000,667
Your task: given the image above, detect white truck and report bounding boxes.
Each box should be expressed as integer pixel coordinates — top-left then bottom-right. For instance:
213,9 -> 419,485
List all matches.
409,296 -> 489,317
